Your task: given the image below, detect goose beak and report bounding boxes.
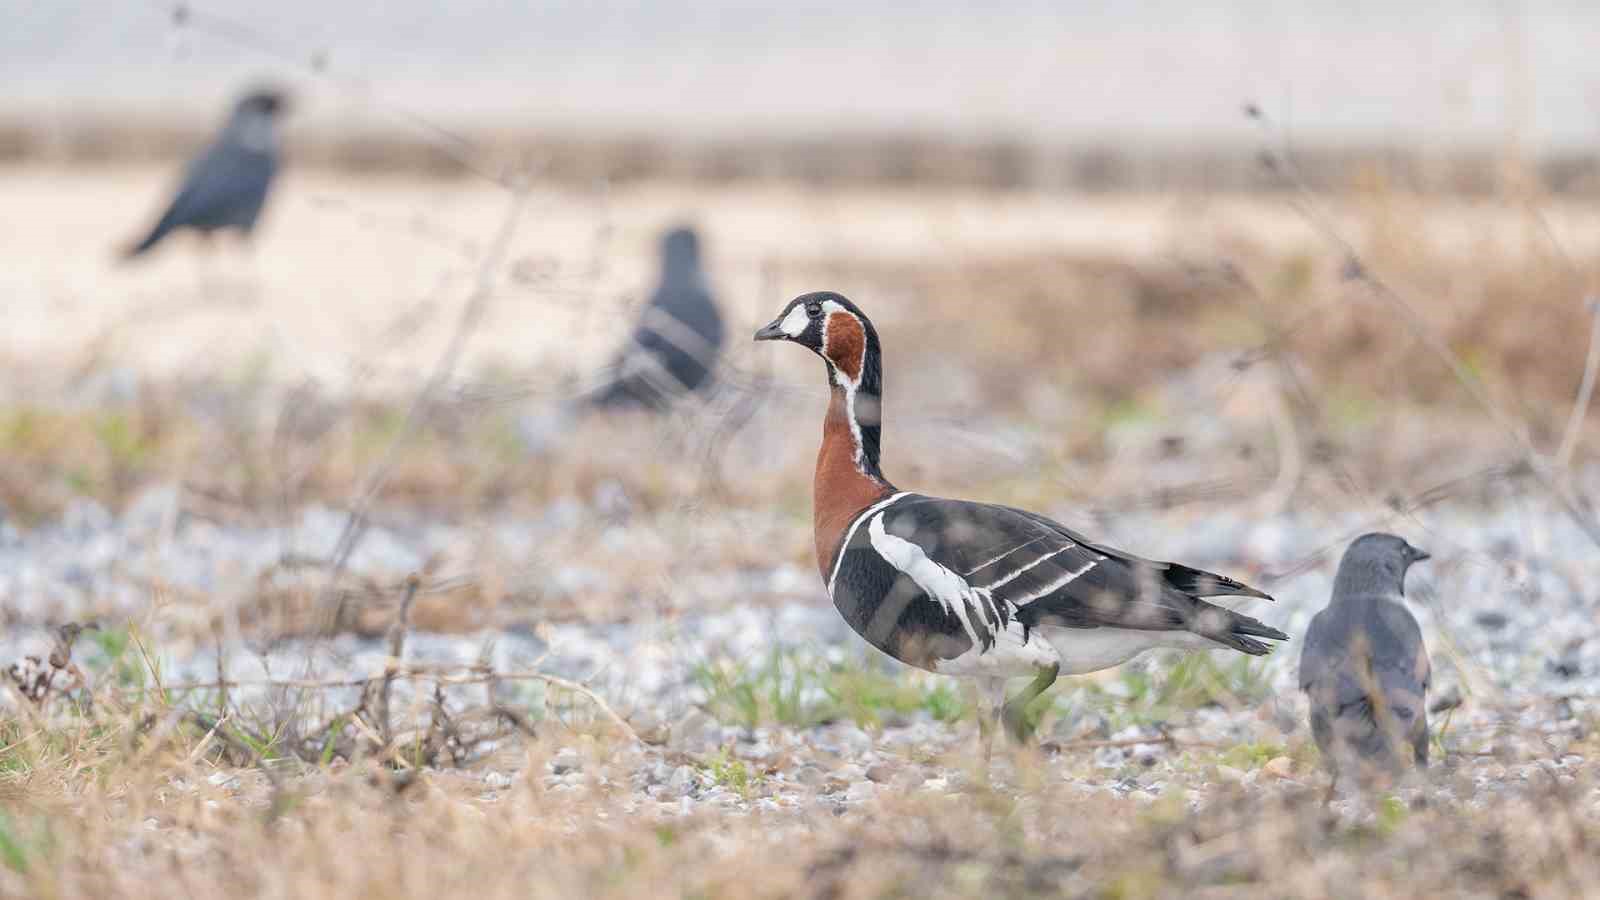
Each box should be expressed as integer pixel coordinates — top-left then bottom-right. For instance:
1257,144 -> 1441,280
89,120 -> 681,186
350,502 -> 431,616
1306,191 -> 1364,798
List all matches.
1409,546 -> 1431,562
753,319 -> 788,341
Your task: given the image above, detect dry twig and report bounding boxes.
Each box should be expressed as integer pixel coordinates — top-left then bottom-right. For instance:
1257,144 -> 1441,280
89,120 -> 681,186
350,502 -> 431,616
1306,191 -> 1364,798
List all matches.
1556,297 -> 1600,467
316,184 -> 531,632
378,574 -> 422,745
158,666 -> 640,743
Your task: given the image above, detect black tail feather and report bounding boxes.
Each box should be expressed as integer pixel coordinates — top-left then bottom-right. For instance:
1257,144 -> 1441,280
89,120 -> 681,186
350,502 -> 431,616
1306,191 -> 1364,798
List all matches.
1219,634 -> 1274,656
122,222 -> 170,260
1191,603 -> 1289,655
1163,562 -> 1275,601
1228,612 -> 1290,642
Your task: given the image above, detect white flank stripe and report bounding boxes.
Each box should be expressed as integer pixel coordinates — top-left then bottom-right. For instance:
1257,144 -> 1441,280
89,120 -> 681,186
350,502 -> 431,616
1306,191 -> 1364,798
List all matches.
980,544 -> 1074,591
826,492 -> 911,596
868,512 -> 989,649
1012,556 -> 1104,604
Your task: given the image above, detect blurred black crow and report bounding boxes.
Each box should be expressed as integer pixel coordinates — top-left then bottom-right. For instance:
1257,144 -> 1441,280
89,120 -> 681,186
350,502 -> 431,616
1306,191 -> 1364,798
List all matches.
588,226 -> 725,409
1299,533 -> 1432,790
516,226 -> 727,452
122,87 -> 288,259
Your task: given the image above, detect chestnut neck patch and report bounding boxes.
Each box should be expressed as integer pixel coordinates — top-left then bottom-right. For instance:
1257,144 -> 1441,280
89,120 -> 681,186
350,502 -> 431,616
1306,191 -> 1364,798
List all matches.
824,311 -> 866,384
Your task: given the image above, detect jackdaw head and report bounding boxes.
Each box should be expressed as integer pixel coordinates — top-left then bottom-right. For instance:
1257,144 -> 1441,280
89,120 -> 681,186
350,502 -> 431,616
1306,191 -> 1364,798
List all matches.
1334,532 -> 1430,598
234,87 -> 290,118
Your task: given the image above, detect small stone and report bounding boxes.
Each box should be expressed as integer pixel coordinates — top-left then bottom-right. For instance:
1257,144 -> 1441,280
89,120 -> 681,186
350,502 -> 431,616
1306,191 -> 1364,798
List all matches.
1093,746 -> 1126,769
550,748 -> 581,775
828,763 -> 866,787
844,781 -> 876,803
791,765 -> 825,787
734,741 -> 774,761
1262,757 -> 1294,779
630,709 -> 665,740
124,483 -> 182,536
892,769 -> 926,790
1215,764 -> 1247,783
667,765 -> 696,796
1475,611 -> 1509,631
671,711 -> 718,748
834,727 -> 874,754
1548,659 -> 1582,680
484,771 -> 512,790
865,763 -> 895,783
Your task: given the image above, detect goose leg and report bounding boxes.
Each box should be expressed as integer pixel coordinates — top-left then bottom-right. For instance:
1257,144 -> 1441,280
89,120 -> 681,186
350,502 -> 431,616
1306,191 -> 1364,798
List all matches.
968,677 -> 1008,769
1001,663 -> 1060,744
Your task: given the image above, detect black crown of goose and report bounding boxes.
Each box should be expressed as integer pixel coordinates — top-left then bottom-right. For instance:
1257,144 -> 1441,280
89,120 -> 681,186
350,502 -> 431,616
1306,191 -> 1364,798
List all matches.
755,291 -> 889,481
757,292 -> 1288,756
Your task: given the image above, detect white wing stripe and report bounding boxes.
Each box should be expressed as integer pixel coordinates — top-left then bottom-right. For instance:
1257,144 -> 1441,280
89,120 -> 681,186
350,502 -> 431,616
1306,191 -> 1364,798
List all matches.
959,534 -> 1050,576
868,512 -> 990,648
1012,555 -> 1105,604
979,545 -> 1074,591
827,491 -> 911,597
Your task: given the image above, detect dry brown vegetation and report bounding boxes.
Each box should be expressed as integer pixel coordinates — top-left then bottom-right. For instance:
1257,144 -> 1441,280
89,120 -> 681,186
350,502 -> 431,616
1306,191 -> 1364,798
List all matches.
0,688 -> 1593,899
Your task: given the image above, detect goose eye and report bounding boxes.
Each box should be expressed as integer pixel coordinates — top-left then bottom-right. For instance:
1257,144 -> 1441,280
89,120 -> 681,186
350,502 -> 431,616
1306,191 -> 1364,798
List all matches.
805,302 -> 821,317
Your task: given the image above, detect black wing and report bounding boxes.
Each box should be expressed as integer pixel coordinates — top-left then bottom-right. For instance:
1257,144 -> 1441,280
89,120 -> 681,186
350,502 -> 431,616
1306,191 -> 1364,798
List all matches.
590,282 -> 724,409
996,504 -> 1274,601
847,496 -> 1285,652
127,138 -> 276,257
1300,600 -> 1430,764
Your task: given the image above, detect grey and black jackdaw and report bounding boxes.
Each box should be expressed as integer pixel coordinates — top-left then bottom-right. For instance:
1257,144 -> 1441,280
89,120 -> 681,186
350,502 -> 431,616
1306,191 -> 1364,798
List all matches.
1299,533 -> 1432,789
589,226 -> 725,409
123,87 -> 287,259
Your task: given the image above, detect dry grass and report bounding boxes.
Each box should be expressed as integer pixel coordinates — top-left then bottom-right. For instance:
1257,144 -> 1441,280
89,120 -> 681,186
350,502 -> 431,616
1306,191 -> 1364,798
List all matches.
0,692 -> 1593,899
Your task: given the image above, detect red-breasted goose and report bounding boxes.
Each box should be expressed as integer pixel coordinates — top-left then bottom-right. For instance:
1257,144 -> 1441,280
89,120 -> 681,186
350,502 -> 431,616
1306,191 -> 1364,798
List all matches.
755,291 -> 1288,763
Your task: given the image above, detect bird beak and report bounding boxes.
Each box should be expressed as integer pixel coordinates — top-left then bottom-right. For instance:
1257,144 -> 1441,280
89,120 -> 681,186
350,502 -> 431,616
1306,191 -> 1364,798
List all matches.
1410,547 -> 1431,562
753,319 -> 788,342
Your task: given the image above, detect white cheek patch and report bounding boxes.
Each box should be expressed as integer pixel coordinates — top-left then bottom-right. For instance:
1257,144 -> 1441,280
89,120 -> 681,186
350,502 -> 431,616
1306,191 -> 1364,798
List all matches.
779,304 -> 810,338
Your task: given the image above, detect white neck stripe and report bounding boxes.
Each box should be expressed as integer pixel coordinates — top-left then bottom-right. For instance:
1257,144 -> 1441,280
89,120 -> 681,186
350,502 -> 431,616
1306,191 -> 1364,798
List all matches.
820,303 -> 871,477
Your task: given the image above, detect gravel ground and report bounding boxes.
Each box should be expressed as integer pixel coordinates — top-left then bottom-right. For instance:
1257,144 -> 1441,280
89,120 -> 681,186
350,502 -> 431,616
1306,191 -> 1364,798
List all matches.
2,469 -> 1595,821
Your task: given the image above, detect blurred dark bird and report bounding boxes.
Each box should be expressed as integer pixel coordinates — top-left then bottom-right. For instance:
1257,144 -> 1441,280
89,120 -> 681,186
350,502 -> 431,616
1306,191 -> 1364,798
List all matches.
515,226 -> 726,452
1299,533 -> 1432,791
754,291 -> 1286,766
589,226 -> 725,409
122,88 -> 288,260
